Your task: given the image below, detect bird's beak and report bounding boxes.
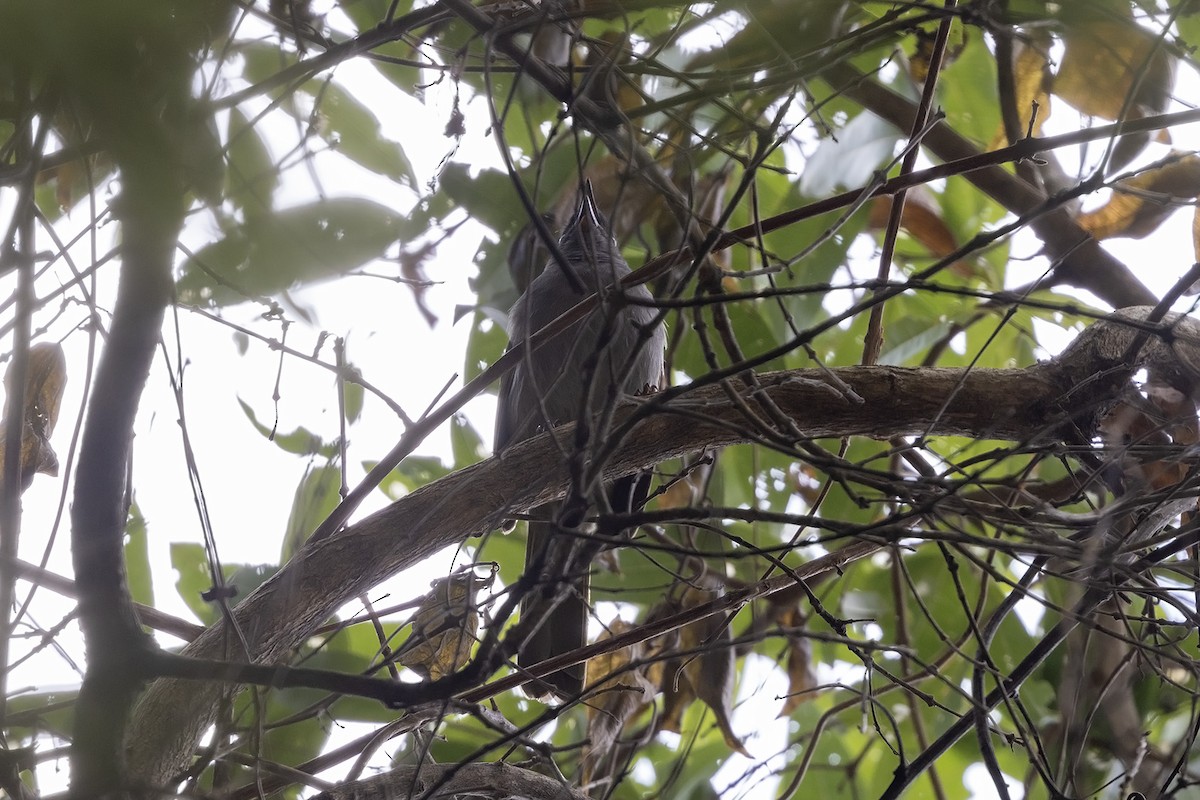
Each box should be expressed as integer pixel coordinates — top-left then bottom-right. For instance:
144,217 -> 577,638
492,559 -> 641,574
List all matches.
572,179 -> 603,239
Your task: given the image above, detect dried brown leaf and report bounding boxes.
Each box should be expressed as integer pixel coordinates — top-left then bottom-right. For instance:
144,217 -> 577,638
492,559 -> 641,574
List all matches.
395,567 -> 492,680
775,607 -> 818,715
868,190 -> 960,268
655,582 -> 749,757
581,620 -> 658,785
0,343 -> 67,490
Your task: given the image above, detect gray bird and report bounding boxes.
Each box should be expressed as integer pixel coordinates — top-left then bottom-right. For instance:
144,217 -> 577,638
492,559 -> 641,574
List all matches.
495,180 -> 665,701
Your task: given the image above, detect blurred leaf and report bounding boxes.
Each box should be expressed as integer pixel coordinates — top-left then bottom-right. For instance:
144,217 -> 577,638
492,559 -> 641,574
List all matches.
582,619 -> 659,786
991,35 -> 1052,148
280,462 -> 343,560
315,82 -> 417,187
225,562 -> 279,600
342,368 -> 365,424
933,27 -> 999,147
463,308 -> 511,386
225,107 -> 277,216
440,163 -> 527,235
1054,12 -> 1175,122
1194,205 -> 1200,270
177,198 -> 403,306
335,0 -> 395,33
868,190 -> 958,261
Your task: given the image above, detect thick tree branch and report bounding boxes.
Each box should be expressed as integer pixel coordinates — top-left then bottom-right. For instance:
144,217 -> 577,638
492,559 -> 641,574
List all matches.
312,762 -> 590,800
127,307 -> 1200,787
70,169 -> 184,795
821,62 -> 1158,308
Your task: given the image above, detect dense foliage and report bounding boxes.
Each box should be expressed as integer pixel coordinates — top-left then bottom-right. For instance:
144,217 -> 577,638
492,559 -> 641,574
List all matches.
4,0 -> 1200,798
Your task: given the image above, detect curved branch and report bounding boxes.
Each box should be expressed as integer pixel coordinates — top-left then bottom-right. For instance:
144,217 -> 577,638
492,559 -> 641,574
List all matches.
126,306 -> 1200,786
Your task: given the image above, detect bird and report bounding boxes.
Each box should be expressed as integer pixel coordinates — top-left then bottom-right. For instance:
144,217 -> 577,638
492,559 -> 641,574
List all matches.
494,180 -> 666,702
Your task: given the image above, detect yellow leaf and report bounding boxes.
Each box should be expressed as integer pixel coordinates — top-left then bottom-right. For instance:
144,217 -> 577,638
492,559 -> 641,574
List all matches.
1192,205 -> 1200,268
1077,154 -> 1200,240
909,19 -> 967,85
991,37 -> 1052,148
1054,17 -> 1174,121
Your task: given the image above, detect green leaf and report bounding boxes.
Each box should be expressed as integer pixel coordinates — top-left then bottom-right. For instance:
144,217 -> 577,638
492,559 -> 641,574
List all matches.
171,542 -> 218,625
225,107 -> 278,216
237,397 -> 333,456
171,543 -> 272,625
125,501 -> 154,608
450,413 -> 484,467
799,110 -> 901,197
177,198 -> 403,306
238,40 -> 301,89
342,368 -> 365,424
936,31 -> 1001,147
439,164 -> 527,235
281,462 -> 344,560
463,308 -> 509,383
370,455 -> 451,498
315,82 -> 417,186
226,562 -> 279,600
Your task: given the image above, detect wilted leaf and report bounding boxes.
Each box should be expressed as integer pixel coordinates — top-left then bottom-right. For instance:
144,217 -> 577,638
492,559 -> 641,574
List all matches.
909,18 -> 967,84
13,343 -> 67,438
868,189 -> 958,259
653,581 -> 750,757
0,343 -> 67,490
177,198 -> 403,306
395,567 -> 494,680
1077,154 -> 1200,240
774,606 -> 818,715
582,619 -> 659,786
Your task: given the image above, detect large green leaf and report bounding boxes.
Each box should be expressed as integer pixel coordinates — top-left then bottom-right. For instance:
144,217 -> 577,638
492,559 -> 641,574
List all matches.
280,462 -> 343,560
314,82 -> 418,187
177,198 -> 403,306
